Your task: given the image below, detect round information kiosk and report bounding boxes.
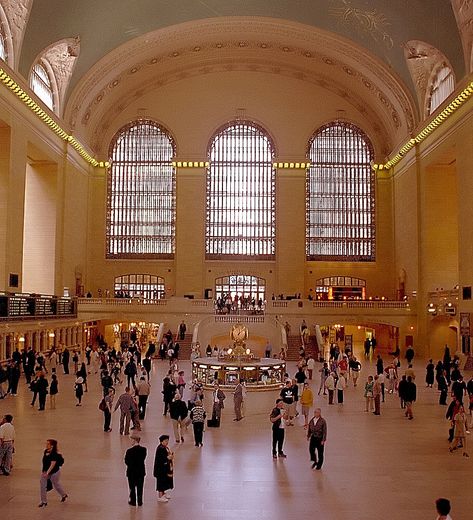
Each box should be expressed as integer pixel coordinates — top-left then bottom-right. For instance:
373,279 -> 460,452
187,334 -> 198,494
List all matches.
191,323 -> 286,391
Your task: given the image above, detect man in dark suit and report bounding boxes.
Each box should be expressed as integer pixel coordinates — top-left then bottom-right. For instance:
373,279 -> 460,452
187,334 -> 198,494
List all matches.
211,383 -> 226,422
307,408 -> 327,470
124,434 -> 147,506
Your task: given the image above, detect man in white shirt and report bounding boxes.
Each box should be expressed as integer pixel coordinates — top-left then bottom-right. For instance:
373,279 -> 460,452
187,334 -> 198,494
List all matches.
307,356 -> 315,380
0,414 -> 15,475
435,497 -> 453,519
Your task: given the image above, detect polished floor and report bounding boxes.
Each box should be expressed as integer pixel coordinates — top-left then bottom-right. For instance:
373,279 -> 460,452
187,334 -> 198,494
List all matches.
0,352 -> 471,520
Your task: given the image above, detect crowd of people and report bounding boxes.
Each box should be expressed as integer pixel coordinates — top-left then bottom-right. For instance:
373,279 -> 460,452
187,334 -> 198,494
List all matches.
0,331 -> 470,517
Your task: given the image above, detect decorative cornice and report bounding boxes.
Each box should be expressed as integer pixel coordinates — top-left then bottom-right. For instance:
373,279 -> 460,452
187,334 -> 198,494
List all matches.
65,17 -> 416,152
0,66 -> 105,168
373,80 -> 473,171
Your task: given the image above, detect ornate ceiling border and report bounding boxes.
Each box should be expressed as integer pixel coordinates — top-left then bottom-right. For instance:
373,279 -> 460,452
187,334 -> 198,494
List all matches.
65,17 -> 417,154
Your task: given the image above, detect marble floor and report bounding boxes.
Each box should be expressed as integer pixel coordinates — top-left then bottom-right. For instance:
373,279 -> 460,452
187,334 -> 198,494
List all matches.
0,354 -> 471,520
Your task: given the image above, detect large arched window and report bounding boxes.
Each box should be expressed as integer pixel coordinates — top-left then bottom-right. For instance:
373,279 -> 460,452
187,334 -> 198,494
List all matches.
0,26 -> 6,61
107,120 -> 176,258
114,274 -> 165,300
30,62 -> 54,110
215,275 -> 266,303
206,121 -> 275,259
307,122 -> 375,261
428,65 -> 455,115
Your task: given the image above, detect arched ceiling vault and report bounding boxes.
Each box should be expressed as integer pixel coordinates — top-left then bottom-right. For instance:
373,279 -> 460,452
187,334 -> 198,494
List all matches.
21,0 -> 464,96
64,18 -> 417,159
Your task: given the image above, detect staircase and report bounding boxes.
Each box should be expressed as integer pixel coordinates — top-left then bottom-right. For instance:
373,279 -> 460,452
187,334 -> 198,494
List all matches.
176,333 -> 193,359
286,334 -> 319,361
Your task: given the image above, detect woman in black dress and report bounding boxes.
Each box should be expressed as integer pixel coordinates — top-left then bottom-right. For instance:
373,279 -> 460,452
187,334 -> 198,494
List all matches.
425,359 -> 435,388
153,435 -> 174,502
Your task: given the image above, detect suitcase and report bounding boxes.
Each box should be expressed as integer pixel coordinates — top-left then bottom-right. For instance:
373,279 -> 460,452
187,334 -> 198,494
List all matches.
207,418 -> 220,428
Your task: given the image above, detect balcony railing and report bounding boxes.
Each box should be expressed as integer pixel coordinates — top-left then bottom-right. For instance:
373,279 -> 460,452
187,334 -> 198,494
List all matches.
0,293 -> 77,321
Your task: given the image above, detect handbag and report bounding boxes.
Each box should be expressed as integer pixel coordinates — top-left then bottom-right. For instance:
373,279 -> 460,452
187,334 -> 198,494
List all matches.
46,478 -> 53,491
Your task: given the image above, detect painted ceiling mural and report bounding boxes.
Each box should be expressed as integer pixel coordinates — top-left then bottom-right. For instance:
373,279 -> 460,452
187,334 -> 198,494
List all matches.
18,0 -> 464,99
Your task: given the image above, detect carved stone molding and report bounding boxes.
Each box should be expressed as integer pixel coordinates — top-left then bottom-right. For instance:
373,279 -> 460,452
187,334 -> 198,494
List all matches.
403,40 -> 454,117
85,57 -> 393,160
39,37 -> 80,114
64,17 -> 417,152
1,0 -> 32,68
451,0 -> 473,72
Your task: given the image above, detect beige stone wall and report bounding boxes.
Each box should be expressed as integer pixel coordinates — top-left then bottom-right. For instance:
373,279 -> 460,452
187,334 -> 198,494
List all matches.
22,162 -> 57,294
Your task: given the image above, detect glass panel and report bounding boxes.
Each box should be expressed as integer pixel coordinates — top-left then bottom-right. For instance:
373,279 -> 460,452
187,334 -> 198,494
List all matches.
307,122 -> 375,261
215,275 -> 266,307
0,28 -> 6,61
30,63 -> 54,110
107,120 -> 176,258
206,121 -> 275,259
429,66 -> 455,114
114,274 -> 165,300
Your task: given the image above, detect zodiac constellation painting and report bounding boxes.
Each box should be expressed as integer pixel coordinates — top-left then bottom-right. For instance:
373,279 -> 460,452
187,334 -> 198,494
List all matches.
329,0 -> 394,50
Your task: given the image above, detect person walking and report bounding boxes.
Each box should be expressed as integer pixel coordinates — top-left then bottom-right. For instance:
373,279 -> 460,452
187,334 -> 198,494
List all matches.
36,373 -> 49,411
449,404 -> 469,457
404,376 -> 417,420
349,356 -> 361,387
190,399 -> 206,447
300,382 -> 314,428
438,371 -> 449,405
124,359 -> 137,389
398,375 -> 408,409
162,376 -> 177,416
307,408 -> 327,470
101,387 -> 115,432
62,348 -> 70,375
306,355 -> 315,380
373,375 -> 381,415
233,380 -> 244,421
124,433 -> 147,506
318,363 -> 329,395
426,359 -> 435,388
78,362 -> 88,392
211,383 -> 226,423
49,374 -> 58,409
270,399 -> 287,459
177,371 -> 186,398
364,376 -> 374,412
153,435 -> 174,502
336,373 -> 346,404
38,439 -> 67,507
169,394 -> 188,443
135,376 -> 151,420
114,387 -> 137,436
74,375 -> 84,406
325,372 -> 336,405
0,414 -> 15,475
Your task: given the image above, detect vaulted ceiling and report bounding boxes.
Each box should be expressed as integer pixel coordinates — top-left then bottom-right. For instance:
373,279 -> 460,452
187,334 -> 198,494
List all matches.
20,0 -> 464,96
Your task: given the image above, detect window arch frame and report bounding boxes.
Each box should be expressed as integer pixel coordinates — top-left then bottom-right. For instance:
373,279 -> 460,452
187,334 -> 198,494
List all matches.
29,60 -> 57,112
426,63 -> 455,116
205,120 -> 276,260
114,274 -> 166,300
106,119 -> 177,259
306,121 -> 376,262
0,4 -> 13,66
215,274 -> 266,304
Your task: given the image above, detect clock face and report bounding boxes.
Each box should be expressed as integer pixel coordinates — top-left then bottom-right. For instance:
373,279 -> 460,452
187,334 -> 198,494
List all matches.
232,324 -> 247,341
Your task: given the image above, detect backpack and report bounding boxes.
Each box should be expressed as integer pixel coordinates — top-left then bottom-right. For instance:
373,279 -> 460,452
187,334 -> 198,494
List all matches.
98,398 -> 107,411
56,453 -> 64,467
